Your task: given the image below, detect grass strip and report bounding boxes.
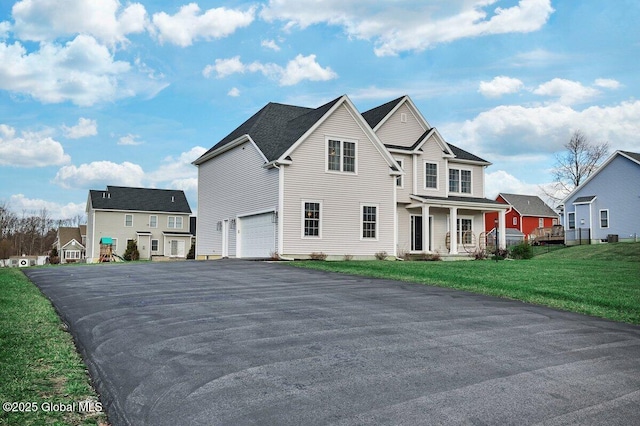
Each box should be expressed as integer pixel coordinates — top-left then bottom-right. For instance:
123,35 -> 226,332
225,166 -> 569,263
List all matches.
293,245 -> 640,324
0,268 -> 107,426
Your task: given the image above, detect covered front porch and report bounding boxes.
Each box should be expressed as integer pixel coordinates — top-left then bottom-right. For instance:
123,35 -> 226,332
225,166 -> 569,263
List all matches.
400,195 -> 510,256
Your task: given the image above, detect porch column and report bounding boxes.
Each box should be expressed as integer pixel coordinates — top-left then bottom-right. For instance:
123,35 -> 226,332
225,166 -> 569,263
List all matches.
449,207 -> 458,254
499,209 -> 506,249
422,205 -> 430,253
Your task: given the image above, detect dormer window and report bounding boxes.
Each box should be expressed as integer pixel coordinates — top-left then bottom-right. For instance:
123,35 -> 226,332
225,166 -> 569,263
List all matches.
327,138 -> 356,173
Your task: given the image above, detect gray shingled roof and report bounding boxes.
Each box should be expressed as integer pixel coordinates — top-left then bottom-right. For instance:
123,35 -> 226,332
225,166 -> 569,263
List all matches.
57,227 -> 83,248
361,96 -> 404,129
447,143 -> 490,164
574,195 -> 596,204
89,186 -> 192,213
621,150 -> 640,163
197,97 -> 342,163
499,193 -> 558,217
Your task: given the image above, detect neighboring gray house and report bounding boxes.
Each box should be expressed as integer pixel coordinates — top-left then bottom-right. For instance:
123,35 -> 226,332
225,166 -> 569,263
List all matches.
86,186 -> 193,262
194,95 -> 509,259
53,225 -> 87,263
560,150 -> 640,245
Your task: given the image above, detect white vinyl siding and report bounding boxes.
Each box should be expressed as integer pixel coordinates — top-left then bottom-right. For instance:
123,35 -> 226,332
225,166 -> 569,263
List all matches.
196,140 -> 279,258
282,103 -> 395,257
374,103 -> 427,148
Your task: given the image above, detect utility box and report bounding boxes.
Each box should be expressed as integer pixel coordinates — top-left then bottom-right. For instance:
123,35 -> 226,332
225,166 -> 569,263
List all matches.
607,234 -> 619,243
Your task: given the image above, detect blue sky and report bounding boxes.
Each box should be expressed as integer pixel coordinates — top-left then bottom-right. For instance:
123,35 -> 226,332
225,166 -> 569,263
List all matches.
1,0 -> 639,219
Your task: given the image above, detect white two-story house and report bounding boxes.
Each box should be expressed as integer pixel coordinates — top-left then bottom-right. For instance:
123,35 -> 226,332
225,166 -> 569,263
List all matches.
194,95 -> 508,260
86,186 -> 193,262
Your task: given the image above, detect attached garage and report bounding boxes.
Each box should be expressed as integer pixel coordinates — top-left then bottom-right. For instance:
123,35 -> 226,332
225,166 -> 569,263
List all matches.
238,212 -> 276,258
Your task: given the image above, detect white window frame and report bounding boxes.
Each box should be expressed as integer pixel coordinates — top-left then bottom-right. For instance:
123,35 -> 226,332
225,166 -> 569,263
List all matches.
167,216 -> 183,229
149,215 -> 157,228
457,217 -> 474,245
567,212 -> 576,230
112,238 -> 118,253
151,239 -> 159,252
124,214 -> 133,227
599,209 -> 609,228
539,218 -> 544,228
424,161 -> 438,190
513,217 -> 518,226
325,137 -> 358,174
449,167 -> 472,194
360,204 -> 379,241
301,200 -> 322,239
395,158 -> 404,188
65,250 -> 80,260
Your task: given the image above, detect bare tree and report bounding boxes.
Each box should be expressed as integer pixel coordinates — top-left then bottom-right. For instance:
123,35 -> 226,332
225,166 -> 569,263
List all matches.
542,130 -> 610,205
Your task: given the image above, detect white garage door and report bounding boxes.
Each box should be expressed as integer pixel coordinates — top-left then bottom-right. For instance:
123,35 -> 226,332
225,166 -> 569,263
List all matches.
239,213 -> 276,258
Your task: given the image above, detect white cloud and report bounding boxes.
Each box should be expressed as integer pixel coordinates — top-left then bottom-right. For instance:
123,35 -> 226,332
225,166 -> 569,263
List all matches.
479,76 -> 524,98
151,3 -> 255,47
147,146 -> 206,186
53,161 -> 145,189
594,78 -> 621,89
118,134 -> 143,145
261,39 -> 281,51
0,35 -> 165,106
262,0 -> 554,56
11,0 -> 147,47
227,87 -> 240,97
442,100 -> 640,158
9,194 -> 85,220
0,124 -> 70,167
204,54 -> 337,86
62,117 -> 97,139
532,78 -> 600,105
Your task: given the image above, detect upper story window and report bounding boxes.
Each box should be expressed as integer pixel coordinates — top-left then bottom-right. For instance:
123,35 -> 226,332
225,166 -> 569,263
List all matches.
327,138 -> 356,173
149,215 -> 157,228
425,162 -> 438,189
395,159 -> 404,188
449,168 -> 471,194
168,216 -> 183,229
124,214 -> 133,227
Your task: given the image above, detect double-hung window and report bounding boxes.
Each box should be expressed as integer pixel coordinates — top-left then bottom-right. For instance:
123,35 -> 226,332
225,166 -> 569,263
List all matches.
396,159 -> 404,187
425,162 -> 437,189
149,215 -> 157,228
327,138 -> 356,173
567,212 -> 576,230
124,214 -> 133,227
361,205 -> 377,239
168,216 -> 183,229
457,218 -> 473,244
449,168 -> 471,194
303,201 -> 321,237
599,210 -> 609,228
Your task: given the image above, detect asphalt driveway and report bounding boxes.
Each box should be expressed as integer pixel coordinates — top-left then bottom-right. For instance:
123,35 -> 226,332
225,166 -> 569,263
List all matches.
24,261 -> 640,425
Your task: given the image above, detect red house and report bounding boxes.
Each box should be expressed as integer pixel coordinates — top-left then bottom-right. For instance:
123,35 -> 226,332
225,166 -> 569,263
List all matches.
485,193 -> 559,240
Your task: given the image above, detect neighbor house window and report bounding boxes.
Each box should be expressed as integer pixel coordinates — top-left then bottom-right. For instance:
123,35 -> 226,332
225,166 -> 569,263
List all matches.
65,250 -> 80,260
449,168 -> 471,194
112,238 -> 118,253
303,201 -> 321,237
124,214 -> 133,227
425,162 -> 438,189
327,138 -> 356,173
395,159 -> 404,188
151,239 -> 159,252
149,215 -> 157,228
513,217 -> 518,226
168,216 -> 183,229
539,218 -> 544,228
600,210 -> 609,228
361,205 -> 377,239
567,212 -> 575,230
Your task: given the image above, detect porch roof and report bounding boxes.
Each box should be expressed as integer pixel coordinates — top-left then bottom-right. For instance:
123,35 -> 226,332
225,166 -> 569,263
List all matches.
408,194 -> 510,211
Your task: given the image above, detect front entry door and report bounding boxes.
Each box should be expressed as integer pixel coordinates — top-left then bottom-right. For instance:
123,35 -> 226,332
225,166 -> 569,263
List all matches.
411,215 -> 422,251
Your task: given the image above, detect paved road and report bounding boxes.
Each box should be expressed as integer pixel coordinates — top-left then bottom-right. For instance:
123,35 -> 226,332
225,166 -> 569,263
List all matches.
25,261 -> 640,425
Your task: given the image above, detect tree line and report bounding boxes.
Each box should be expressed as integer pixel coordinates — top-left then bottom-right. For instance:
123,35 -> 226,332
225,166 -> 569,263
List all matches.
0,203 -> 85,259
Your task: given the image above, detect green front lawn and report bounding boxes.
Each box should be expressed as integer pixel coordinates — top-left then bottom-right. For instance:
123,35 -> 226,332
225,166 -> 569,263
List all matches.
0,268 -> 107,426
294,243 -> 640,324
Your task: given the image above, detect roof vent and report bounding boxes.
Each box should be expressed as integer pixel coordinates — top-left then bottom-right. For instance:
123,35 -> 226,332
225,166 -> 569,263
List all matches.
108,193 -> 111,199
171,196 -> 175,202
102,193 -> 105,198
400,113 -> 407,123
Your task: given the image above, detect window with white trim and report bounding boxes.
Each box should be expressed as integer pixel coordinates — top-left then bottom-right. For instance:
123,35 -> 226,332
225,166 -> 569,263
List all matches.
395,159 -> 404,187
513,217 -> 518,226
599,210 -> 609,228
151,239 -> 159,252
168,216 -> 183,229
327,138 -> 356,173
65,250 -> 80,260
567,212 -> 575,230
425,162 -> 437,189
303,202 -> 321,237
361,205 -> 377,239
539,218 -> 544,228
457,218 -> 473,244
449,168 -> 471,194
149,215 -> 157,228
124,214 -> 133,227
112,238 -> 118,253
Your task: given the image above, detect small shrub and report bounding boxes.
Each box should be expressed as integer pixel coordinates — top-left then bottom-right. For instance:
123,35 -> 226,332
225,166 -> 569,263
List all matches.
309,252 -> 327,261
473,248 -> 488,260
510,242 -> 533,260
397,248 -> 411,261
187,242 -> 195,259
49,247 -> 60,264
123,240 -> 140,261
374,251 -> 388,260
416,251 -> 442,261
491,248 -> 509,261
343,254 -> 353,261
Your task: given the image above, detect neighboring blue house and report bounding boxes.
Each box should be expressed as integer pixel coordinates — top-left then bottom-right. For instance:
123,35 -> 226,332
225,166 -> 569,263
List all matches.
560,150 -> 640,245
